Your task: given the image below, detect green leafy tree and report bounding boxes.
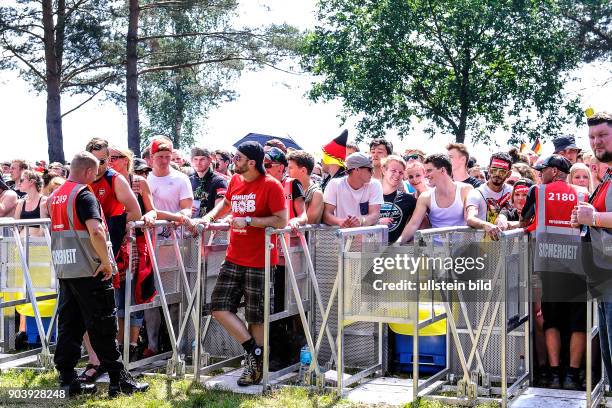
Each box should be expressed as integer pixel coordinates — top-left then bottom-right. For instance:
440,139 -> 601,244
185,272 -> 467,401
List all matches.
303,0 -> 582,144
560,0 -> 612,63
126,0 -> 301,154
0,0 -> 123,163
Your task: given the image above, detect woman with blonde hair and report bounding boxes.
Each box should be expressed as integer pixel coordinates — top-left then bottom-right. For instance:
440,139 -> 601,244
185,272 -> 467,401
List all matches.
568,162 -> 593,193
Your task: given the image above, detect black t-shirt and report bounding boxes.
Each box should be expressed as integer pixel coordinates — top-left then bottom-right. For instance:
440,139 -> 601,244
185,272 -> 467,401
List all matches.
189,168 -> 228,216
75,189 -> 102,226
462,176 -> 483,188
520,186 -> 537,224
380,190 -> 417,243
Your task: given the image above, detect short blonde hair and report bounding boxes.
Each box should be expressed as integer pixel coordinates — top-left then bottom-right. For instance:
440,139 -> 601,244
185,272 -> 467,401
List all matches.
70,151 -> 99,174
109,146 -> 135,174
382,154 -> 406,170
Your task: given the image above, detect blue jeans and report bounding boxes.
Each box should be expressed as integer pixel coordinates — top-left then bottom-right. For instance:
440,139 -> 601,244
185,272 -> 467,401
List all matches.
597,295 -> 612,380
114,279 -> 144,327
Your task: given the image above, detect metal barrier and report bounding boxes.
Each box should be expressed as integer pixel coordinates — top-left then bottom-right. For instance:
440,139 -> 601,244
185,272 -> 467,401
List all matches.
192,223 -> 246,381
408,227 -> 530,407
0,218 -> 58,369
122,220 -> 199,376
334,225 -> 389,392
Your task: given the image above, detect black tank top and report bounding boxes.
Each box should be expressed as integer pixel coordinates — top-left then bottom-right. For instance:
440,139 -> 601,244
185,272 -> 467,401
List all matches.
20,196 -> 42,220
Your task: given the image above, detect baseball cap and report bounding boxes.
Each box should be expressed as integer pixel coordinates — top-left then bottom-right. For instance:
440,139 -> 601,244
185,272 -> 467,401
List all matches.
346,152 -> 373,170
237,141 -> 266,175
552,136 -> 580,153
264,147 -> 288,166
134,158 -> 151,172
533,155 -> 571,173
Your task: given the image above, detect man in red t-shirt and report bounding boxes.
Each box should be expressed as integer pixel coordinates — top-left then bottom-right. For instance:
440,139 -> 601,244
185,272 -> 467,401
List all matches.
200,141 -> 287,386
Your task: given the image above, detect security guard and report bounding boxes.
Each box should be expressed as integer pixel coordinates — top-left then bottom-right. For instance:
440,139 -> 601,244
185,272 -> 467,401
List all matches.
49,151 -> 148,397
521,154 -> 586,390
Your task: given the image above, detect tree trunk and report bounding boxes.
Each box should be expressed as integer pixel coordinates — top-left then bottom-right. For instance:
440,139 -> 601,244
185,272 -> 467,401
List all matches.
173,75 -> 183,148
42,0 -> 65,163
126,0 -> 140,156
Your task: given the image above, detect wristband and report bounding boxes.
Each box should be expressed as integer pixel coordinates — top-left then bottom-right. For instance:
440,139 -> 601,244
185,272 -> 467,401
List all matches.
595,212 -> 603,228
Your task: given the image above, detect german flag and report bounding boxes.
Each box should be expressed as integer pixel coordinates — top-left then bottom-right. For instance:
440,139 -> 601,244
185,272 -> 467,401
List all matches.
531,138 -> 542,155
322,129 -> 348,167
519,142 -> 527,153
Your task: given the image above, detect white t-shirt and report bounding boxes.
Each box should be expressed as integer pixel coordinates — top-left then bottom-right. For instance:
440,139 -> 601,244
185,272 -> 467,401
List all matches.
323,176 -> 384,219
148,169 -> 194,213
465,183 -> 513,223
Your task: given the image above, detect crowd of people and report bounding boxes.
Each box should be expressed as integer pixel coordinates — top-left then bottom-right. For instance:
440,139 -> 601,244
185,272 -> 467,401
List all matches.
0,111 -> 611,395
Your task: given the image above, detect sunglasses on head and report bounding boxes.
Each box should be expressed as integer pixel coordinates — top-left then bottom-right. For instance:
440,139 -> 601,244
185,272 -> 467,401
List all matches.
404,154 -> 420,161
110,155 -> 125,161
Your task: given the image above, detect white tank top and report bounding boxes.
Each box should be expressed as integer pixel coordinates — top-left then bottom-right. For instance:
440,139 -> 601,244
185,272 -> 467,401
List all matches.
428,183 -> 466,228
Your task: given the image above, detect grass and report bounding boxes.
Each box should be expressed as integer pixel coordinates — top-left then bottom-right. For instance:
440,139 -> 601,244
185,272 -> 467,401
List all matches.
0,369 -> 501,408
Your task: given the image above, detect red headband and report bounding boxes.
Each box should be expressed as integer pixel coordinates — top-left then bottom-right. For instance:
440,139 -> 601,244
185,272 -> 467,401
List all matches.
151,139 -> 173,155
514,185 -> 529,194
490,158 -> 511,170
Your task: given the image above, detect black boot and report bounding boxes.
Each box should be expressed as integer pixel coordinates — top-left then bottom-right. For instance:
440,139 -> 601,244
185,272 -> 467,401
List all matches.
59,371 -> 97,397
108,370 -> 149,398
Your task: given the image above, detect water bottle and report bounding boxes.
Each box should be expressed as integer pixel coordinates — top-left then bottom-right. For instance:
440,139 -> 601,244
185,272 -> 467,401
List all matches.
298,346 -> 312,385
517,355 -> 525,376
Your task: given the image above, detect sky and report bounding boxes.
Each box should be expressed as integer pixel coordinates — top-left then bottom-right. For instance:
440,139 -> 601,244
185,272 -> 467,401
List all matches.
0,0 -> 610,165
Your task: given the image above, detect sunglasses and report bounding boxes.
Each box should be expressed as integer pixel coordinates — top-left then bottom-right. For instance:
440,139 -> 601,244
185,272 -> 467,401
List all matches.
135,170 -> 149,176
404,154 -> 421,161
98,159 -> 107,165
110,155 -> 126,161
264,162 -> 282,169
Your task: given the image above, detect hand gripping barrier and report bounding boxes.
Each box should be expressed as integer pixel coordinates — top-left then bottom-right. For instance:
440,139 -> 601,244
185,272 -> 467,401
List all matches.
123,220 -> 200,376
0,218 -> 58,369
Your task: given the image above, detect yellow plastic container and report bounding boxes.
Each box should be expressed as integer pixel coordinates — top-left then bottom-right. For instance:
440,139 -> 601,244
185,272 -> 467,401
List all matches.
389,303 -> 446,336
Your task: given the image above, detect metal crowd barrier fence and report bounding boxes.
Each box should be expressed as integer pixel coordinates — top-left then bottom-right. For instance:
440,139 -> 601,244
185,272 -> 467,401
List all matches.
0,218 -> 58,369
407,226 -> 530,407
122,220 -> 202,376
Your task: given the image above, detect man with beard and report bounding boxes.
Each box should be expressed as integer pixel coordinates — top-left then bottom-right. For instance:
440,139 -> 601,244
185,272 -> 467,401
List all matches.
199,141 -> 287,386
465,152 -> 514,240
571,111 -> 612,384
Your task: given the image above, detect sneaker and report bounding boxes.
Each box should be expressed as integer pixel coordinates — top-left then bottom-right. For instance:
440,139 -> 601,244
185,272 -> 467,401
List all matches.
15,331 -> 28,351
59,374 -> 97,397
237,352 -> 263,386
108,370 -> 149,398
563,372 -> 583,391
141,348 -> 156,358
548,371 -> 562,389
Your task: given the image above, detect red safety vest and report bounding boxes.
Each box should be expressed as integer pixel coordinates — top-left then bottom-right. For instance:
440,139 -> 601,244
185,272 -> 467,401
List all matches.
283,177 -> 297,219
532,181 -> 584,272
589,169 -> 612,270
49,181 -> 106,279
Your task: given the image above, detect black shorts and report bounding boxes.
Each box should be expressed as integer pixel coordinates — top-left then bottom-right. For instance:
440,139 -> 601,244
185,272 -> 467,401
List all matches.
540,271 -> 587,332
210,260 -> 274,324
541,301 -> 586,332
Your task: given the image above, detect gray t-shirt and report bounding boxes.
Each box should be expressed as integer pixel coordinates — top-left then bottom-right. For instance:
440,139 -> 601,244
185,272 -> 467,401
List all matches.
465,183 -> 513,223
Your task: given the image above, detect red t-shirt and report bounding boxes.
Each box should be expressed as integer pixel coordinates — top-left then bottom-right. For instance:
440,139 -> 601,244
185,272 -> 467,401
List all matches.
591,169 -> 612,212
225,173 -> 286,268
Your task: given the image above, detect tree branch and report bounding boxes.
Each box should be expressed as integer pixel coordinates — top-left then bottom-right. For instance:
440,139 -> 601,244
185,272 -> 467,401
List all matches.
61,81 -> 110,117
138,30 -> 255,41
0,38 -> 46,81
138,56 -> 257,75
